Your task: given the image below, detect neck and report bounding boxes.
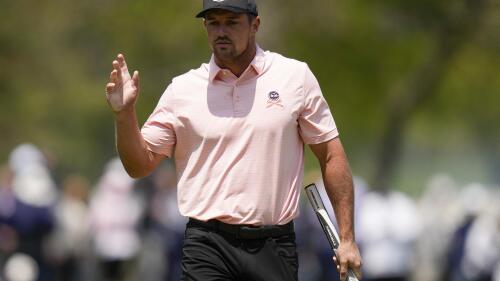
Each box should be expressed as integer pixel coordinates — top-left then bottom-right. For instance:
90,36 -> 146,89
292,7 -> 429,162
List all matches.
215,43 -> 257,77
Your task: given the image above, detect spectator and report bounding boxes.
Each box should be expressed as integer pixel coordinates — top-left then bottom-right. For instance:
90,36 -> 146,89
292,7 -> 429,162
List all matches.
88,158 -> 143,281
2,144 -> 58,281
414,173 -> 462,281
449,184 -> 499,281
46,175 -> 90,281
357,187 -> 420,281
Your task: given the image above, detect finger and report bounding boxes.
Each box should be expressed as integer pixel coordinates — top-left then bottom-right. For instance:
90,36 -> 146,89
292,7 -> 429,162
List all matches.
132,70 -> 139,90
112,60 -> 120,71
112,61 -> 123,82
353,268 -> 363,280
117,53 -> 130,76
106,83 -> 115,94
339,259 -> 348,281
339,269 -> 347,281
332,256 -> 339,266
352,260 -> 363,279
110,70 -> 119,83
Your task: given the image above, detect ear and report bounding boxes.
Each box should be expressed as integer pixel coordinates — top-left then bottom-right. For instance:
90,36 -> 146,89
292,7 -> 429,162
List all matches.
252,16 -> 261,33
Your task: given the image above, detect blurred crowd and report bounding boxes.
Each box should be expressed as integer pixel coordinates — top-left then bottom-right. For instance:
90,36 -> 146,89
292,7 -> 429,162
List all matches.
0,143 -> 499,281
0,144 -> 185,281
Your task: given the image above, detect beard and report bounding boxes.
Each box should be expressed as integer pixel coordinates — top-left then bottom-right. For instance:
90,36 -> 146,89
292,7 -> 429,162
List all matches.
213,45 -> 237,61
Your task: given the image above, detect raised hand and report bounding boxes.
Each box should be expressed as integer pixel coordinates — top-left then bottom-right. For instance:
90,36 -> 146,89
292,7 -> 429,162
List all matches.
105,54 -> 140,113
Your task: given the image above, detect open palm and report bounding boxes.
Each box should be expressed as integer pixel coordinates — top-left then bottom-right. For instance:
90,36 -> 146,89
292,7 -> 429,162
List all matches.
106,54 -> 140,113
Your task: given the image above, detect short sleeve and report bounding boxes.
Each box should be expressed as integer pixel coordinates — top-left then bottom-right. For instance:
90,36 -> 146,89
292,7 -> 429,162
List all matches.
141,84 -> 177,157
298,64 -> 339,144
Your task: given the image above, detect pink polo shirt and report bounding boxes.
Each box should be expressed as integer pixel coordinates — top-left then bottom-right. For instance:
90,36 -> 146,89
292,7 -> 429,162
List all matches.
141,46 -> 338,225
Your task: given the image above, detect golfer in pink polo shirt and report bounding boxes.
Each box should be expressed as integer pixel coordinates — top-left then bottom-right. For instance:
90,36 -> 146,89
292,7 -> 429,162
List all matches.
105,0 -> 362,280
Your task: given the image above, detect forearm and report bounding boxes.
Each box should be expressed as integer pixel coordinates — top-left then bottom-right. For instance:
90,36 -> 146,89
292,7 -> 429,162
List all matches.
311,138 -> 363,281
322,152 -> 355,243
115,108 -> 156,178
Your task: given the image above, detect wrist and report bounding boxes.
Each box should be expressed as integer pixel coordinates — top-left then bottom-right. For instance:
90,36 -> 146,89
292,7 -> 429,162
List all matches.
340,233 -> 355,244
114,106 -> 136,120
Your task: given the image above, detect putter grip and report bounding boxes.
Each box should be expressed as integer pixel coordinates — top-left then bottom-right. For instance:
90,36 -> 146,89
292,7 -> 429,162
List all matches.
347,269 -> 359,281
305,184 -> 359,281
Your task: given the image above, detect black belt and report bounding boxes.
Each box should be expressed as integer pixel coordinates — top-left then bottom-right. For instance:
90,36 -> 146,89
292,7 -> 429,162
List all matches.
188,218 -> 294,240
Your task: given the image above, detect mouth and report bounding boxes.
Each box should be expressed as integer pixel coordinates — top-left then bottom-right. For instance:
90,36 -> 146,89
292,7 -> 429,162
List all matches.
215,41 -> 232,46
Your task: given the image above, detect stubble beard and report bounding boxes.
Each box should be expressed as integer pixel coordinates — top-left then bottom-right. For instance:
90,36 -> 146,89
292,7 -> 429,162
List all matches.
214,44 -> 238,63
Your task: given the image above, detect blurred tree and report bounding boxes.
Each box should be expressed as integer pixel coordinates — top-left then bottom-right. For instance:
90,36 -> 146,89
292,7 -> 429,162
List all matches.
372,0 -> 488,190
0,0 -> 499,189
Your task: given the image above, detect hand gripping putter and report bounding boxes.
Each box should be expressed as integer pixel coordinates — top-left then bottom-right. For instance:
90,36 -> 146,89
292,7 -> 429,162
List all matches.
305,183 -> 359,281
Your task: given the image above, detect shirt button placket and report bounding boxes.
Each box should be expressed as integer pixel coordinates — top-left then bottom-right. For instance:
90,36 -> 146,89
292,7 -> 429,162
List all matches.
233,84 -> 240,115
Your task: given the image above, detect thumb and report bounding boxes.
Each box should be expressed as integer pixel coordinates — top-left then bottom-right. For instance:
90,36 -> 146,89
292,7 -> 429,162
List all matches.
132,70 -> 140,92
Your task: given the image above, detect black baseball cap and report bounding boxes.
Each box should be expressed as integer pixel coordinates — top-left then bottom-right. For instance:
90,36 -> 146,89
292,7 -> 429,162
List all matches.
196,0 -> 258,18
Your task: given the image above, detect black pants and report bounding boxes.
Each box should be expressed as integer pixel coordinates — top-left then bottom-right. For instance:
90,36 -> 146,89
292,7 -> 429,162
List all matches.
181,219 -> 298,281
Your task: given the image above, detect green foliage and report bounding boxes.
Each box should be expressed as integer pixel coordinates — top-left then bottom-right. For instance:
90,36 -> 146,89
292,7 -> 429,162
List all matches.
0,0 -> 499,190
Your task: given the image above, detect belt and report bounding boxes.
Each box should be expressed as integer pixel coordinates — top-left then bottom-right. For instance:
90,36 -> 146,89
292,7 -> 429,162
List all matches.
188,218 -> 294,240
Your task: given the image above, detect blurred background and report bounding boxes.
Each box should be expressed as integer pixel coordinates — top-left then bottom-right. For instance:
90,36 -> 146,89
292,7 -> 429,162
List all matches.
0,0 -> 499,280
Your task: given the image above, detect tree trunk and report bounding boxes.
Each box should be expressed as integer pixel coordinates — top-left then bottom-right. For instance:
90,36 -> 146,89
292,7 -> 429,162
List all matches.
372,0 -> 487,190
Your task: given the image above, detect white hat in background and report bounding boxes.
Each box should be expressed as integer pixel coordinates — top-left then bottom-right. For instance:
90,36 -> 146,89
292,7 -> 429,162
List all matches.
8,143 -> 46,174
11,164 -> 57,207
8,143 -> 57,207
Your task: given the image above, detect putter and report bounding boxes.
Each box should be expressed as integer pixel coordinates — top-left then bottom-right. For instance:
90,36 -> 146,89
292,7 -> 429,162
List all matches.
305,183 -> 359,281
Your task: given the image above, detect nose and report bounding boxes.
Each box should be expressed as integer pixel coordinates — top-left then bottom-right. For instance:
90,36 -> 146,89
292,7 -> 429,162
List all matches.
214,25 -> 228,37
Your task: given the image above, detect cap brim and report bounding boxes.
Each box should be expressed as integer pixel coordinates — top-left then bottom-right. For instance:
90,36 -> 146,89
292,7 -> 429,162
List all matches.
196,7 -> 249,18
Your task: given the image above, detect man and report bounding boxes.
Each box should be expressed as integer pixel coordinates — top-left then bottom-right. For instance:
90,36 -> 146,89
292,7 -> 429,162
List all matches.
105,0 -> 362,280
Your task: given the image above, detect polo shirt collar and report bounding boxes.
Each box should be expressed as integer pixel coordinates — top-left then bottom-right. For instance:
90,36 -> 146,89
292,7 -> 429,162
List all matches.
208,45 -> 266,83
